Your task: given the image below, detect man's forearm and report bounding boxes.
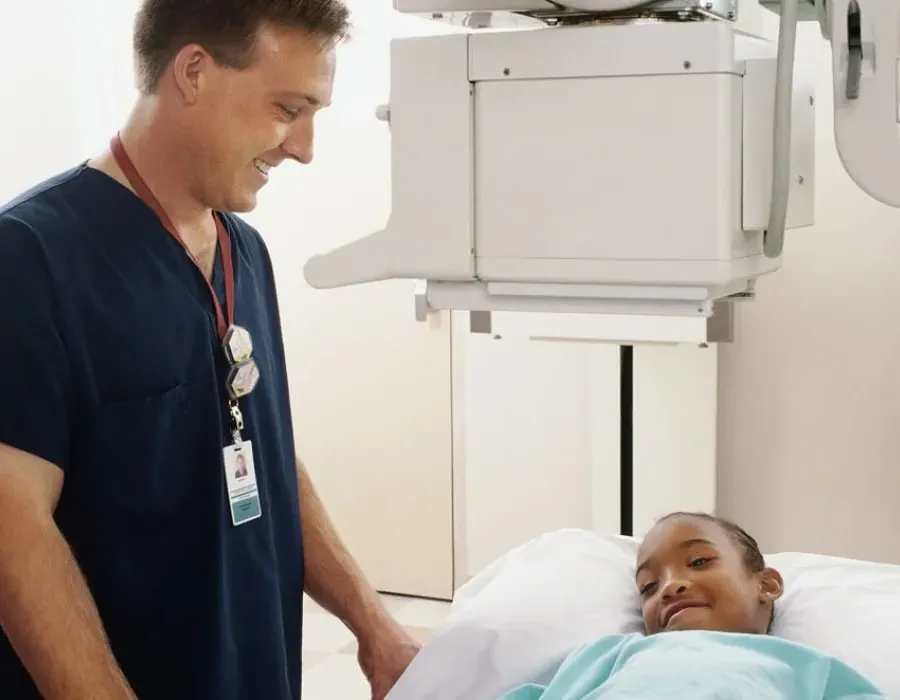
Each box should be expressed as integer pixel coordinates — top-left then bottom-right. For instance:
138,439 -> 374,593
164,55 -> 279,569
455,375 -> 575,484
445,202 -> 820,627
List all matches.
296,457 -> 391,639
0,511 -> 135,700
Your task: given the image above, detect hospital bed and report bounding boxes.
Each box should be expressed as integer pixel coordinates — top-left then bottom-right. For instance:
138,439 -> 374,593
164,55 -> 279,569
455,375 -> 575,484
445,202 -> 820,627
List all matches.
383,528 -> 900,699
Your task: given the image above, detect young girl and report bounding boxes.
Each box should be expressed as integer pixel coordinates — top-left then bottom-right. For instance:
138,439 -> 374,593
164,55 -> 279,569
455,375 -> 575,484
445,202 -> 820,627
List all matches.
635,511 -> 783,636
497,512 -> 886,699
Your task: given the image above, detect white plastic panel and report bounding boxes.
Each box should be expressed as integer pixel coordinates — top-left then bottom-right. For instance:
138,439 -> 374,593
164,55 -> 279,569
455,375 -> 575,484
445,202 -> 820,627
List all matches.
829,0 -> 900,208
474,72 -> 742,268
394,0 -> 552,11
632,343 -> 718,537
304,33 -> 476,288
480,303 -> 733,344
468,21 -> 743,81
742,56 -> 817,231
424,280 -> 744,317
393,0 -> 735,15
458,329 -> 616,576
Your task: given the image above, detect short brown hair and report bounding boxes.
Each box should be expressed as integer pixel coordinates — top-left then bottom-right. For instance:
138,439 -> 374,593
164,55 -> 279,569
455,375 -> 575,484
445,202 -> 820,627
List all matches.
133,0 -> 352,94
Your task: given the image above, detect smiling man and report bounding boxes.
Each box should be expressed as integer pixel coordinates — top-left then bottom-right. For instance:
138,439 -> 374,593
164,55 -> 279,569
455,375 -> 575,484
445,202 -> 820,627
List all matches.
0,2 -> 418,700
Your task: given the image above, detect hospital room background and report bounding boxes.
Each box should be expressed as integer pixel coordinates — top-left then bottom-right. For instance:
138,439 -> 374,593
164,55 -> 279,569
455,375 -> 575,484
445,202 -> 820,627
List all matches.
3,0 -> 900,696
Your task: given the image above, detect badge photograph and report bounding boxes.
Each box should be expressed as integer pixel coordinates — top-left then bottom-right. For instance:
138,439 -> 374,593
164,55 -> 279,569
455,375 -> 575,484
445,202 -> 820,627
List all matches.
223,442 -> 262,526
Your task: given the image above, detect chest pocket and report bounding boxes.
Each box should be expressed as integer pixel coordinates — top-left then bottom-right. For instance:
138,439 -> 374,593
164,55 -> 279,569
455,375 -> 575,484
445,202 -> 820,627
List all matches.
78,381 -> 215,529
89,305 -> 213,404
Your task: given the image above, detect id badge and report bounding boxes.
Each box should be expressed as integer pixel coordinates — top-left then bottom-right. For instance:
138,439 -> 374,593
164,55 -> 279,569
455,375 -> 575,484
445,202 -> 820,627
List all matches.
223,441 -> 262,526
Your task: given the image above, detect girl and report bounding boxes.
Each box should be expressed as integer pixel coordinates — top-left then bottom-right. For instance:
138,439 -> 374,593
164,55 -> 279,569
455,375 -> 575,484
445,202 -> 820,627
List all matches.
497,512 -> 885,699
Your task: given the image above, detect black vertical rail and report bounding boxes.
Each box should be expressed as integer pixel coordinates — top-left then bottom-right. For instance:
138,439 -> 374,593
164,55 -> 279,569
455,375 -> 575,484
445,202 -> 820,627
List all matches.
620,345 -> 634,537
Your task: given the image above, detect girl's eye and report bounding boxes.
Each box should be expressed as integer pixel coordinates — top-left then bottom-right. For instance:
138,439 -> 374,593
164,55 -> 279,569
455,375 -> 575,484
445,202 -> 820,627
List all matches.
640,582 -> 657,596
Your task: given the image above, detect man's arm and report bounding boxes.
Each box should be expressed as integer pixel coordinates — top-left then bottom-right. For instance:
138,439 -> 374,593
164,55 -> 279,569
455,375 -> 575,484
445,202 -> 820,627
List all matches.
295,456 -> 396,640
0,444 -> 136,700
296,457 -> 419,698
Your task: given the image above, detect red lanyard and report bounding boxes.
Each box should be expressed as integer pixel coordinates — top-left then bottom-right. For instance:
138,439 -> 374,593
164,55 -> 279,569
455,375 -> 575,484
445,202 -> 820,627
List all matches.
109,133 -> 235,341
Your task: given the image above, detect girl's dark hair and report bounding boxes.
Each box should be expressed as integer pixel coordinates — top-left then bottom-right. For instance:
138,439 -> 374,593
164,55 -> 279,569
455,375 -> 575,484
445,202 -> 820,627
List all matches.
657,511 -> 766,572
134,0 -> 351,94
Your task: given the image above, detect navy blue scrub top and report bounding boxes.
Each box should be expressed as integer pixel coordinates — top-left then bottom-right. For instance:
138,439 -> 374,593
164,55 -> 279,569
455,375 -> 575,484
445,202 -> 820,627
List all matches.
0,164 -> 304,699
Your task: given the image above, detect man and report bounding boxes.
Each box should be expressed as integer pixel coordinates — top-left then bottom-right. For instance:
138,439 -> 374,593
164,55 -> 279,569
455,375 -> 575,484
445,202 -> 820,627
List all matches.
235,453 -> 249,479
0,1 -> 419,699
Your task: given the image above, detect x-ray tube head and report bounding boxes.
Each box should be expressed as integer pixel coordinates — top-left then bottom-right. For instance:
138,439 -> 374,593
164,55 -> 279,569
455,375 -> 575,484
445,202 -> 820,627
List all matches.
302,0 -> 900,324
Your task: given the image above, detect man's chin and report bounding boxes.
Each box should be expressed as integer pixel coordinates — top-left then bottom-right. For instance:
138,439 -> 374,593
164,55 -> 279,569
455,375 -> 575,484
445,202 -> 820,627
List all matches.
220,193 -> 258,215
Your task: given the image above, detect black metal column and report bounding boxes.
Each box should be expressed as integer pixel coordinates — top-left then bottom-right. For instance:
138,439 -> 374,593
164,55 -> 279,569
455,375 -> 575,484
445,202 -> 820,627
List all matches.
620,345 -> 634,537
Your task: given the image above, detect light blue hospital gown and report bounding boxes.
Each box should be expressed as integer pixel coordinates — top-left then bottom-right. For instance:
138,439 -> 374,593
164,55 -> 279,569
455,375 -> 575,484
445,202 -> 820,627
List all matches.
498,631 -> 886,699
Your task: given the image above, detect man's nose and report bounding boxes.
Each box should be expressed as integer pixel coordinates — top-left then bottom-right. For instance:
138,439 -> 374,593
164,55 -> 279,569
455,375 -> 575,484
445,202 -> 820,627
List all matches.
282,124 -> 314,165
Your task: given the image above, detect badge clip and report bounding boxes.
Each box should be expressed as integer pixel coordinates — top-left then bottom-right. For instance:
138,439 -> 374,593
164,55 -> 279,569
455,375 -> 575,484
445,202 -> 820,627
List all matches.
229,400 -> 244,445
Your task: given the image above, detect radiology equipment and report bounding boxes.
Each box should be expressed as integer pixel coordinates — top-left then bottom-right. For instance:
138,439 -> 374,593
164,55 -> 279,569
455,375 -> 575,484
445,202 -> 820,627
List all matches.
304,0 -> 900,320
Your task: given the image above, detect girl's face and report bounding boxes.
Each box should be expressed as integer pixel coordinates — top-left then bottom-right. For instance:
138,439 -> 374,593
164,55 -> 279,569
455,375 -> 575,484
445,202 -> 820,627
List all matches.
635,516 -> 783,635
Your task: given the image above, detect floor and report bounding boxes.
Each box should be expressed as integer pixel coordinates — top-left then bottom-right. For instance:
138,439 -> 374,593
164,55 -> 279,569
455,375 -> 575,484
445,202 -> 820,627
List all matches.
301,593 -> 452,699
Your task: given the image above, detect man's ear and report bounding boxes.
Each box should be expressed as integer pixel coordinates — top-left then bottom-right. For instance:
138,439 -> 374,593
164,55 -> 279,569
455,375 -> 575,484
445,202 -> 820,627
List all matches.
171,43 -> 212,105
759,567 -> 784,603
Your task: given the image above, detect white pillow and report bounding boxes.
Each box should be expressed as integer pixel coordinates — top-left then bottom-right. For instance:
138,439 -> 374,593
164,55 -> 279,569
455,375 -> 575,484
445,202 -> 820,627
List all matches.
766,551 -> 900,696
385,529 -> 900,700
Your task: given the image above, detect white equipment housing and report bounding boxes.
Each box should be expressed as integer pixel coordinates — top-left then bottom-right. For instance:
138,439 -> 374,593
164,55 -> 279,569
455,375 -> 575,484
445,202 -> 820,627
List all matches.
304,0 -> 900,322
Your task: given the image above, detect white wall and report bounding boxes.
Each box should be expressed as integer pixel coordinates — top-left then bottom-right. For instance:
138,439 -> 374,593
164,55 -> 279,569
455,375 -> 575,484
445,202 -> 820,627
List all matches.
716,5 -> 900,565
458,331 -> 621,577
0,5 -> 98,201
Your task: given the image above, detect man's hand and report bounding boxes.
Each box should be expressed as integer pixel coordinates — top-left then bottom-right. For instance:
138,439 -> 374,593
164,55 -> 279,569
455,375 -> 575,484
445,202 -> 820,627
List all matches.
357,622 -> 420,700
294,457 -> 420,698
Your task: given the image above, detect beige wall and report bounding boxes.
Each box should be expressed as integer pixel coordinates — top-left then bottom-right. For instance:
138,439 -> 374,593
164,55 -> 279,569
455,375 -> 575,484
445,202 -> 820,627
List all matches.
717,13 -> 900,565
